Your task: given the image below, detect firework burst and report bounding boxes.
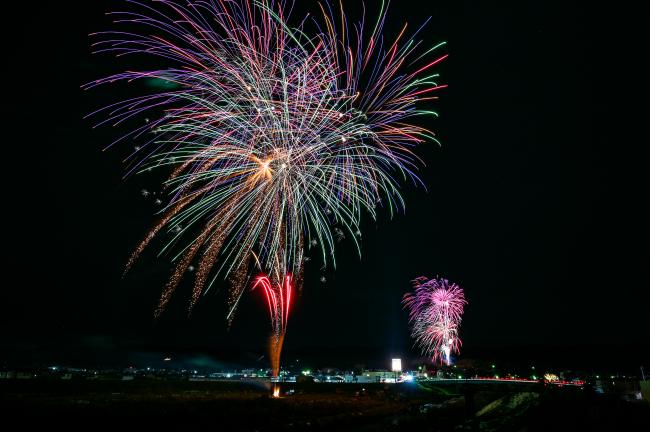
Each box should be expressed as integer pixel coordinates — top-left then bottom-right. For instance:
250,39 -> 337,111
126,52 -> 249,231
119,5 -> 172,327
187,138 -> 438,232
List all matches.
403,277 -> 466,365
85,1 -> 445,323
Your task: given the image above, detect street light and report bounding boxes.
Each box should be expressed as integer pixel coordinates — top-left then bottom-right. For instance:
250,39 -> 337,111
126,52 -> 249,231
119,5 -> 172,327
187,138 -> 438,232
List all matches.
392,359 -> 402,383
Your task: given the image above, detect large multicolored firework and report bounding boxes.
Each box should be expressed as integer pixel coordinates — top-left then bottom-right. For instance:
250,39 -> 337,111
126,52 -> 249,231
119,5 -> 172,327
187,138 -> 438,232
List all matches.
403,277 -> 466,365
85,0 -> 445,372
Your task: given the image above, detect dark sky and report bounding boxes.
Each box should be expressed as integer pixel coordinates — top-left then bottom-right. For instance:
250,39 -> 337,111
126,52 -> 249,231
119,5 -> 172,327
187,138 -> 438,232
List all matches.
3,1 -> 648,369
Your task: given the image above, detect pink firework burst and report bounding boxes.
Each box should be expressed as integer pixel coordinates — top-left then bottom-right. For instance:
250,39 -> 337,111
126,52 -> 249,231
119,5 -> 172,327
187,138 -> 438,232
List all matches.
403,277 -> 467,365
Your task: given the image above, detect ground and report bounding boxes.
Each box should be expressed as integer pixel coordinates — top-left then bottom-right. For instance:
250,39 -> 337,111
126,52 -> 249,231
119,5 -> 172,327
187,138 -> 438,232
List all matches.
1,380 -> 648,431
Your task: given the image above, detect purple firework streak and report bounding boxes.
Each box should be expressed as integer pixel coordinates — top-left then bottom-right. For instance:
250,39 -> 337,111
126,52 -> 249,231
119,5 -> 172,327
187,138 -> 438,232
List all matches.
403,277 -> 467,365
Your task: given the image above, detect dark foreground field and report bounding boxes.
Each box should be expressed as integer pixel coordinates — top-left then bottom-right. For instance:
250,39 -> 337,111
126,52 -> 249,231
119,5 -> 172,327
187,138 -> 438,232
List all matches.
1,380 -> 648,431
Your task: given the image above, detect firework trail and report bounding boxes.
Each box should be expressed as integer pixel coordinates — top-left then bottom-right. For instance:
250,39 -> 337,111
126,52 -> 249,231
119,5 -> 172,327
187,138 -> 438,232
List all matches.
403,277 -> 466,365
85,0 -> 445,330
252,273 -> 292,378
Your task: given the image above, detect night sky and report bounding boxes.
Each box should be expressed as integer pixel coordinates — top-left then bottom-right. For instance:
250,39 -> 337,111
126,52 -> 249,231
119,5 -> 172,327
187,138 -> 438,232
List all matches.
3,1 -> 648,370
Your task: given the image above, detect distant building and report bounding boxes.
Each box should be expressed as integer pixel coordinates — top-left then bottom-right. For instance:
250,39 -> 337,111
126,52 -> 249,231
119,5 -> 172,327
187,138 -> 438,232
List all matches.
355,370 -> 393,383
